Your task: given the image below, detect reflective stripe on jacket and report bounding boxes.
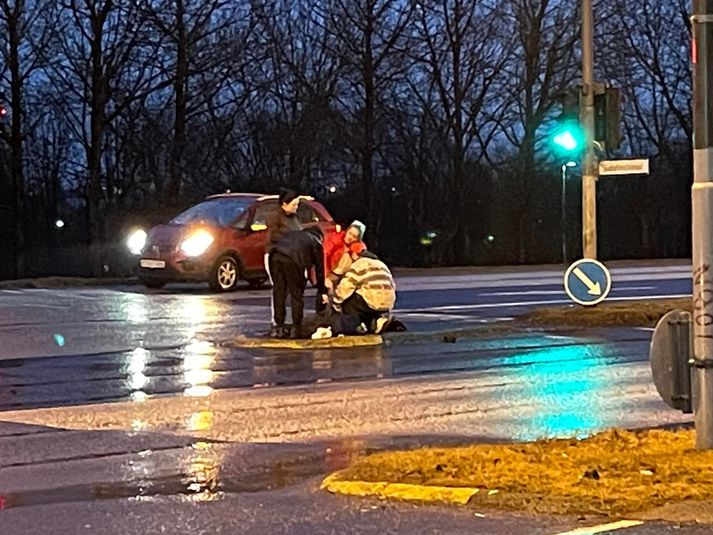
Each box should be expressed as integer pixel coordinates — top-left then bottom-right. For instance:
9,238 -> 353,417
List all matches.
333,256 -> 396,311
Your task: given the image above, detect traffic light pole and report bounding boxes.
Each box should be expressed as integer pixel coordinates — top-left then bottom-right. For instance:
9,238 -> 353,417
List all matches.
581,0 -> 597,259
691,0 -> 713,449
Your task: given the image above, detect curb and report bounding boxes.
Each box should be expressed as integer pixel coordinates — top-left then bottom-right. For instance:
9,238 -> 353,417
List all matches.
320,471 -> 480,505
228,334 -> 383,349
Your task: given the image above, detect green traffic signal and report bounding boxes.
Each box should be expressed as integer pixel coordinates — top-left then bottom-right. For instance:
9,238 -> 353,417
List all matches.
551,121 -> 584,156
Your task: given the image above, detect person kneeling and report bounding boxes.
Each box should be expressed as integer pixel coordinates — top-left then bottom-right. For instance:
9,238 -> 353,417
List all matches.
332,243 -> 396,334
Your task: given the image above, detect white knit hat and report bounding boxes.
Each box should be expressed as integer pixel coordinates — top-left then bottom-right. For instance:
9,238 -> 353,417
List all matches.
348,220 -> 366,239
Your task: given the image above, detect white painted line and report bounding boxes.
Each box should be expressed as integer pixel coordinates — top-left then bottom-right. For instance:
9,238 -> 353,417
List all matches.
398,293 -> 691,314
550,520 -> 644,535
481,286 -> 658,297
481,290 -> 567,297
608,293 -> 690,302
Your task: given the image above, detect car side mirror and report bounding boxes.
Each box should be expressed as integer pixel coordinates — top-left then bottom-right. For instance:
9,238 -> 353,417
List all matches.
250,223 -> 268,232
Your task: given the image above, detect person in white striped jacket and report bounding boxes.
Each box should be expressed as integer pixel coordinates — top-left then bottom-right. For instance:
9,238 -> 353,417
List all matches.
332,242 -> 396,334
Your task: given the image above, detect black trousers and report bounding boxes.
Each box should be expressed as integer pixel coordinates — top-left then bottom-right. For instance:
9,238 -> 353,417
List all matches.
341,293 -> 385,329
269,251 -> 307,327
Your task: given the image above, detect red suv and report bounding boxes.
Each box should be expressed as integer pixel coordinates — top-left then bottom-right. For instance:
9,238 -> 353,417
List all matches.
130,193 -> 337,291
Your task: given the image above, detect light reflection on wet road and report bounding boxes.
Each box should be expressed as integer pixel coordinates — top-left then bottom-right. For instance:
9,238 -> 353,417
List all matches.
0,328 -> 647,413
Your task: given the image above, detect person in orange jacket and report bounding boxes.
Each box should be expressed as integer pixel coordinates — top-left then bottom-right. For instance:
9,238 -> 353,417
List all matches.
323,220 -> 366,290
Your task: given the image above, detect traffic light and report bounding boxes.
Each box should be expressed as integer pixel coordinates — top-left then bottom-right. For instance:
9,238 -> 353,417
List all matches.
594,86 -> 621,150
550,85 -> 621,156
551,88 -> 584,157
551,121 -> 585,154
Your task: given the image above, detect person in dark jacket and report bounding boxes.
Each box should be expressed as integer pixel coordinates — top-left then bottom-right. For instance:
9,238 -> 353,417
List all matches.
266,188 -> 301,252
264,188 -> 302,325
268,228 -> 329,339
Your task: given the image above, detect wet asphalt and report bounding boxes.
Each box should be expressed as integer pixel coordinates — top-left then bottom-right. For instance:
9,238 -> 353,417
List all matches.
0,262 -> 704,534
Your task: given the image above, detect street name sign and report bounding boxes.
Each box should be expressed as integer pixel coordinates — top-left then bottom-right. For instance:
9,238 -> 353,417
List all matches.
598,159 -> 650,176
564,258 -> 612,306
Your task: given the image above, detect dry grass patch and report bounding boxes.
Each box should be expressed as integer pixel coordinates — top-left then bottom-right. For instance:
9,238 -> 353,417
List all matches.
336,428 -> 713,516
519,298 -> 691,328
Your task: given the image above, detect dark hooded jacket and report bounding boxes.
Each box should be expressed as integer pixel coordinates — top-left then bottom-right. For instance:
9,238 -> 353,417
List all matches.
271,230 -> 327,295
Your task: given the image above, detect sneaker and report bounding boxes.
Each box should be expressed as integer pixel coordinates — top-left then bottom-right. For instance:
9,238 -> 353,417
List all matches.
290,325 -> 304,339
268,325 -> 283,338
374,316 -> 390,334
311,326 -> 333,340
277,326 -> 291,339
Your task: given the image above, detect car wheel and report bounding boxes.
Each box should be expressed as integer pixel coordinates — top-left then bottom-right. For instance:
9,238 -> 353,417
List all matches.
141,278 -> 166,289
210,255 -> 240,292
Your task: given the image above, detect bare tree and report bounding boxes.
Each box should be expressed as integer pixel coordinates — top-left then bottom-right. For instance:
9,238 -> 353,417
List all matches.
312,0 -> 414,234
598,0 -> 691,256
599,0 -> 691,156
497,0 -> 579,262
0,0 -> 57,277
411,0 -> 509,263
138,0 -> 249,198
50,0 -> 166,275
247,0 -> 345,193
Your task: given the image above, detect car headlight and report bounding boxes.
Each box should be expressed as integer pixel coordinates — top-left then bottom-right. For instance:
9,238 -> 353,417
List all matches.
127,229 -> 147,255
181,230 -> 214,257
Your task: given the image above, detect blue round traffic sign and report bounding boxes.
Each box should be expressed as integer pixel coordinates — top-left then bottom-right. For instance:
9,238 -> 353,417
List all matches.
564,258 -> 612,306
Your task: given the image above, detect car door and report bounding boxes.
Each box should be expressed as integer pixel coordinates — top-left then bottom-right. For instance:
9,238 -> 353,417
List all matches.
301,201 -> 337,241
237,201 -> 278,274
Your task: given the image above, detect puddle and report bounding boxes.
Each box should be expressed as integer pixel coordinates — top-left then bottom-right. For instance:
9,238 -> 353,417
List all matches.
0,450 -> 330,510
0,433 -> 474,511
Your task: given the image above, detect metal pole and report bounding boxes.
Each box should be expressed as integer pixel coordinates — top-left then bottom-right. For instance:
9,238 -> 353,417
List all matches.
561,164 -> 567,264
581,0 -> 597,259
691,0 -> 713,449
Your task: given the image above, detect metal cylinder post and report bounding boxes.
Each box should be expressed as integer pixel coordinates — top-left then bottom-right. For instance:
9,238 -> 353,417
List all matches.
561,164 -> 568,264
691,0 -> 713,449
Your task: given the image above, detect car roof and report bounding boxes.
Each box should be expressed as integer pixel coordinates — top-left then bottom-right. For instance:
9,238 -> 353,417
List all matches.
204,192 -> 316,202
204,192 -> 265,200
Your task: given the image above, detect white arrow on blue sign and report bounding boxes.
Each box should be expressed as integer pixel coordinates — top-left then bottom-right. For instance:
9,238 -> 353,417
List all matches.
563,258 -> 612,306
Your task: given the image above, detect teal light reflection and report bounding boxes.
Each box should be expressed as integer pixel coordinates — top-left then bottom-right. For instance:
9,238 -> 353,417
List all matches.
503,340 -> 614,441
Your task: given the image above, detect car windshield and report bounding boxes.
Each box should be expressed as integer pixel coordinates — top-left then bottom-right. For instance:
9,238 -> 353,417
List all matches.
170,197 -> 255,226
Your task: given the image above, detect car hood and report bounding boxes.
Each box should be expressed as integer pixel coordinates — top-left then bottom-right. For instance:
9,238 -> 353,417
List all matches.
147,223 -> 221,246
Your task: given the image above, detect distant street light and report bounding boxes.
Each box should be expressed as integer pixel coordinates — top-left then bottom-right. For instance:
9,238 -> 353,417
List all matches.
54,219 -> 65,229
328,185 -> 337,193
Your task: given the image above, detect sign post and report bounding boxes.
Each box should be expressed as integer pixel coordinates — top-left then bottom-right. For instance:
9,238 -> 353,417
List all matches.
691,0 -> 713,449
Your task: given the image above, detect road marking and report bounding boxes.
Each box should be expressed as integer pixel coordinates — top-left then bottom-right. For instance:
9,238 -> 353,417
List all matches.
481,290 -> 568,296
550,520 -> 644,535
399,294 -> 691,313
481,286 -> 657,297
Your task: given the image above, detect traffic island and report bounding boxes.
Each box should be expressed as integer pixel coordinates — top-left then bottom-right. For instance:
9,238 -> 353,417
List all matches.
227,334 -> 383,349
322,427 -> 713,521
519,297 -> 691,328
